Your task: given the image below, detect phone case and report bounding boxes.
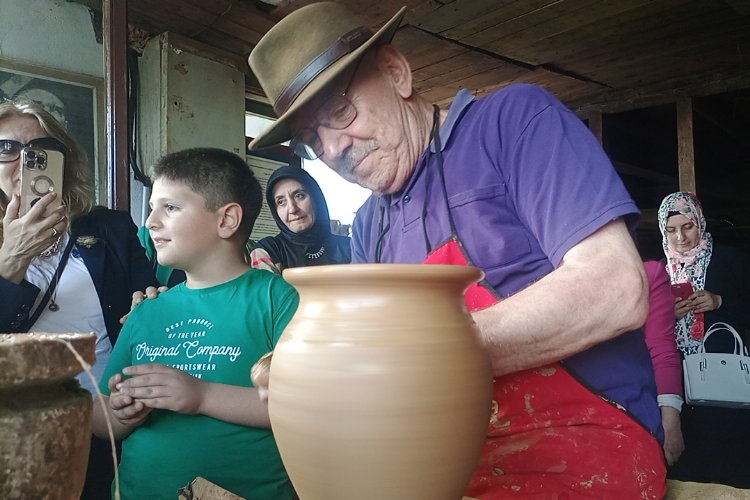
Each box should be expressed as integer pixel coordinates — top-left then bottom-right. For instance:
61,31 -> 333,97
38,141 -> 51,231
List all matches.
19,147 -> 64,216
671,282 -> 693,300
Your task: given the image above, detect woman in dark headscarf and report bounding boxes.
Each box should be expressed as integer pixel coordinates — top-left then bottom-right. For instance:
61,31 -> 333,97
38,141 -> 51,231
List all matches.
250,166 -> 351,274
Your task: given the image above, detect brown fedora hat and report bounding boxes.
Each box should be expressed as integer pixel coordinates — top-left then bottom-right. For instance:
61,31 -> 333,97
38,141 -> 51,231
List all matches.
248,2 -> 406,150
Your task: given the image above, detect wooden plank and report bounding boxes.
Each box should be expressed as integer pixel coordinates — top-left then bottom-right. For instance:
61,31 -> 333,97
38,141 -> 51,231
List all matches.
393,27 -> 466,71
560,2 -> 740,76
480,0 -> 661,61
461,0 -> 602,48
496,0 -> 692,66
442,0 -> 562,40
612,160 -> 676,184
569,69 -> 750,115
129,1 -> 265,46
577,28 -> 750,89
415,60 -> 527,93
676,97 -> 696,193
413,0 -> 518,33
178,0 -> 275,42
413,53 -> 520,85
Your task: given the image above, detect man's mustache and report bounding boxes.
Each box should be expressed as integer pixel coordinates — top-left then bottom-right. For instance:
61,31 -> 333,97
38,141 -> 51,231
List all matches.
331,142 -> 377,177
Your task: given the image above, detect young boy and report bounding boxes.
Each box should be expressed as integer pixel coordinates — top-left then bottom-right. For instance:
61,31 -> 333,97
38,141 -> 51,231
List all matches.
92,148 -> 299,499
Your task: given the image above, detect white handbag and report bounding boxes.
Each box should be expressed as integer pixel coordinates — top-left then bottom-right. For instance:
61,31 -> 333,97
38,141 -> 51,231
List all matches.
682,322 -> 750,408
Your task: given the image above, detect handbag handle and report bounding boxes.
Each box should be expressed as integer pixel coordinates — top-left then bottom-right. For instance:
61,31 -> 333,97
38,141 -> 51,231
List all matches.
700,322 -> 746,356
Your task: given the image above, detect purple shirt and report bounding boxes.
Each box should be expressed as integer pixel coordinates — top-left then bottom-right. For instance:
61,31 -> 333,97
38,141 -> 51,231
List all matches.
352,84 -> 662,440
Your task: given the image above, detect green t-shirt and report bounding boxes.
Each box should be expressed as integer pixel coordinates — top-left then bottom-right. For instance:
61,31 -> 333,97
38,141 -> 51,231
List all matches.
101,268 -> 299,500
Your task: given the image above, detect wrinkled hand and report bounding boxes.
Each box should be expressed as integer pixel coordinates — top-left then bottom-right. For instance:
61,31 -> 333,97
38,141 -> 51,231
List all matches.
0,193 -> 67,260
685,290 -> 721,314
250,352 -> 273,404
120,286 -> 168,324
107,373 -> 151,427
661,406 -> 685,466
115,363 -> 206,414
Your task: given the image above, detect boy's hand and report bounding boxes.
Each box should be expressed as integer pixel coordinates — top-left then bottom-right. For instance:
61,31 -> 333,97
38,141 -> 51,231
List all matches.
119,286 -> 168,324
116,364 -> 206,414
107,373 -> 151,427
250,352 -> 273,403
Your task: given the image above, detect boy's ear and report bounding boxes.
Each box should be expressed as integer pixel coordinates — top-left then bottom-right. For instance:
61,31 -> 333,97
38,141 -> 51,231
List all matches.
217,202 -> 243,239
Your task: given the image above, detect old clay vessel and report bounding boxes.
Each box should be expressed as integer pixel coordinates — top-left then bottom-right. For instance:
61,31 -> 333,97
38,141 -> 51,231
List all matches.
0,332 -> 95,500
269,264 -> 493,500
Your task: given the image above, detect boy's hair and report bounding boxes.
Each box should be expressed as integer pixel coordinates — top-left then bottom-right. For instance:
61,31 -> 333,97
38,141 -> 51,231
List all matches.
151,148 -> 262,240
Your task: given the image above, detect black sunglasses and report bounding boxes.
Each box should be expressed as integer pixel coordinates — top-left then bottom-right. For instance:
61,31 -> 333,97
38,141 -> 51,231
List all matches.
0,137 -> 68,162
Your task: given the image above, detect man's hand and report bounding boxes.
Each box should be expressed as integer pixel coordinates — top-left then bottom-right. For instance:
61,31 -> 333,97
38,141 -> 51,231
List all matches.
120,286 -> 168,324
115,363 -> 206,414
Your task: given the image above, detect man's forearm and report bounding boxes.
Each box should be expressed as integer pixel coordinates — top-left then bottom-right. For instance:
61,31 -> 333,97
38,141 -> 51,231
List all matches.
473,220 -> 648,376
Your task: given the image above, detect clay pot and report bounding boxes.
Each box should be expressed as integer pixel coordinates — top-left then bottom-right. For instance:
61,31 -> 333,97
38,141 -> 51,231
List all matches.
270,264 -> 493,500
0,332 -> 96,500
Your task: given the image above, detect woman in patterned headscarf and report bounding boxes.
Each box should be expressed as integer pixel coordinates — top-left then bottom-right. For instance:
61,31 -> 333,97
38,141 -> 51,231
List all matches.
658,192 -> 717,353
657,191 -> 750,488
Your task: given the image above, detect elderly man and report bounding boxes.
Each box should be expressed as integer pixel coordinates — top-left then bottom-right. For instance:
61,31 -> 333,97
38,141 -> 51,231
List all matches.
249,3 -> 665,498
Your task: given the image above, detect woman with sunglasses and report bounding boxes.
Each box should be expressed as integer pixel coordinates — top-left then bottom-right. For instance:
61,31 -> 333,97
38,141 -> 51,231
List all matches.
0,99 -> 158,499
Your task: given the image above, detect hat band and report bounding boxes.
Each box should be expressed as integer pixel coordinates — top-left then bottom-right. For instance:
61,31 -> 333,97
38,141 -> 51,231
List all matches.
274,26 -> 373,116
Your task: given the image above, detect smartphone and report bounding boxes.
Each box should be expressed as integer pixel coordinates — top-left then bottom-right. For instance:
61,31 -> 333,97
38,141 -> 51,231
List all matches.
671,282 -> 693,301
19,146 -> 64,216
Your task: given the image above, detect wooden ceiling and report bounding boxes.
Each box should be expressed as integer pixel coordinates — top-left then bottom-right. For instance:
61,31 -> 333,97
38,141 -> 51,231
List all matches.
121,0 -> 750,115
85,0 -> 750,243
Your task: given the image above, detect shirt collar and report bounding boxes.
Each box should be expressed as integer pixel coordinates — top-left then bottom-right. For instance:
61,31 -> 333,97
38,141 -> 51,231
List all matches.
429,88 -> 475,153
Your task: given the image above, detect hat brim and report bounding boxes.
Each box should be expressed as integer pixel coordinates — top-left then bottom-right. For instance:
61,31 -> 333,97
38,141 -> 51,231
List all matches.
249,7 -> 407,151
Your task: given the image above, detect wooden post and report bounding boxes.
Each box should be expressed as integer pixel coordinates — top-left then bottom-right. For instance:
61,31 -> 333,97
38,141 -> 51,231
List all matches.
588,111 -> 603,145
103,0 -> 130,210
676,98 -> 696,193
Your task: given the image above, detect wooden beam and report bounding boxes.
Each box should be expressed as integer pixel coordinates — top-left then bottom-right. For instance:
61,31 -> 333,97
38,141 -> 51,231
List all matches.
612,160 -> 676,184
676,97 -> 696,194
103,0 -> 130,210
569,69 -> 750,116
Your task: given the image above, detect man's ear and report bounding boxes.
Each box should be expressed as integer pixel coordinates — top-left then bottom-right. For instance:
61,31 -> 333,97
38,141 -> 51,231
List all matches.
376,44 -> 414,99
218,202 -> 243,239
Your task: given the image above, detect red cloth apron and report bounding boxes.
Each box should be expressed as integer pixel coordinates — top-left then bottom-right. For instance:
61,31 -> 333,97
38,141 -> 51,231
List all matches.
424,238 -> 667,499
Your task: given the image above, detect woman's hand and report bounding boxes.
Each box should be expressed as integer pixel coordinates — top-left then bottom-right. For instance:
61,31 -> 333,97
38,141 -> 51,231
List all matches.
674,297 -> 692,319
119,286 -> 168,324
661,406 -> 685,466
686,290 -> 721,314
0,193 -> 67,283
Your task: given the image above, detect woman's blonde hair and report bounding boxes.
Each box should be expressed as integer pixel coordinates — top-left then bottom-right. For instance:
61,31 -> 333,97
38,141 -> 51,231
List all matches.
0,99 -> 94,223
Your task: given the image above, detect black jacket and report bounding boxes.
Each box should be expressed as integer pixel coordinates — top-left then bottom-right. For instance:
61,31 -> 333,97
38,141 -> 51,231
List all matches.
0,208 -> 158,343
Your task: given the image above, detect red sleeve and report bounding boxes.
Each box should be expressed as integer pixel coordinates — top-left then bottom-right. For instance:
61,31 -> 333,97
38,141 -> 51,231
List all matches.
642,260 -> 683,395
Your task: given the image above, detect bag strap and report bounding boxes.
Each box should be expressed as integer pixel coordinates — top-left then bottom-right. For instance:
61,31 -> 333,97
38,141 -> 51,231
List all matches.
22,235 -> 76,332
700,322 -> 746,355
